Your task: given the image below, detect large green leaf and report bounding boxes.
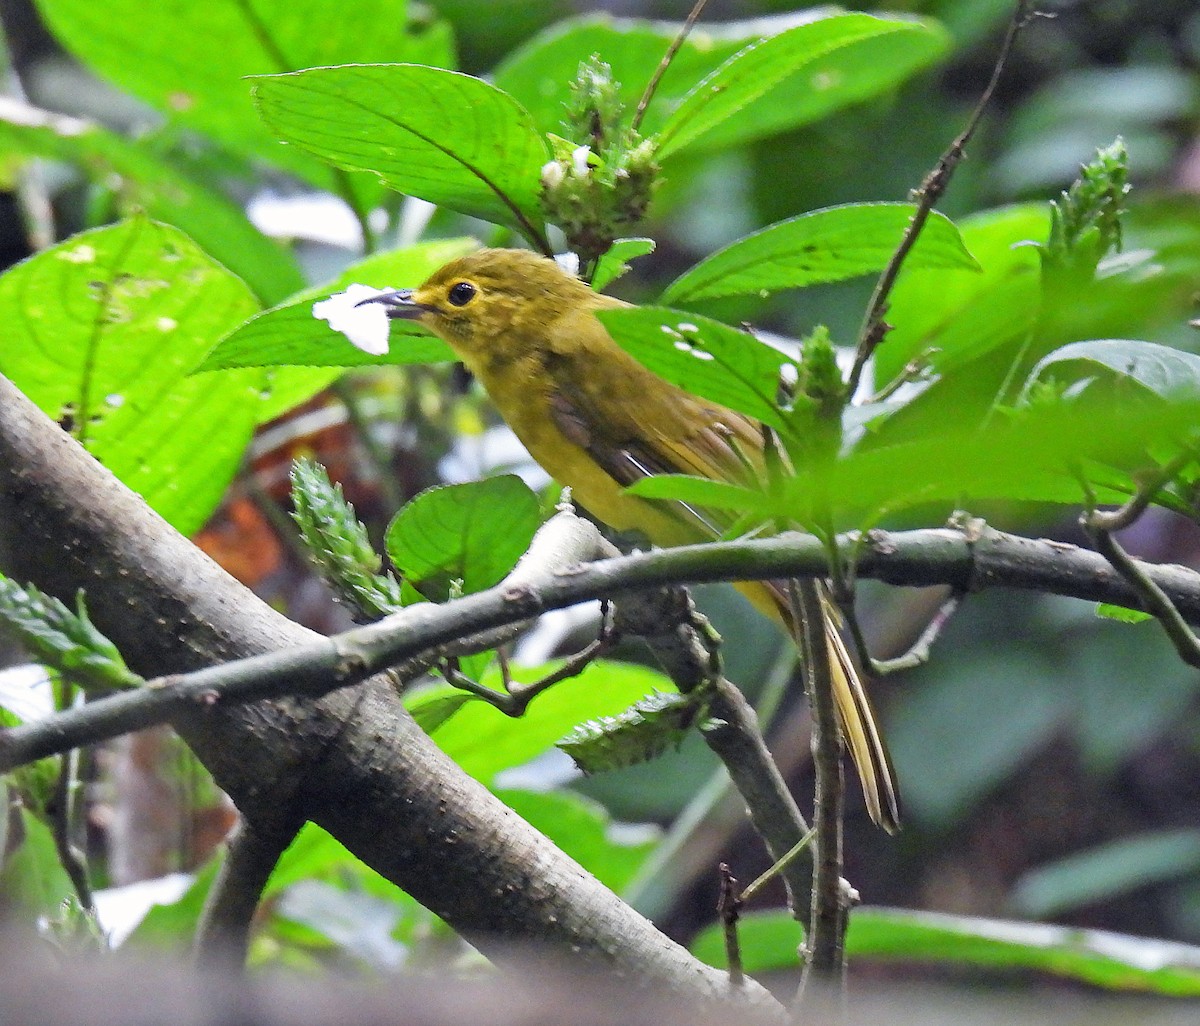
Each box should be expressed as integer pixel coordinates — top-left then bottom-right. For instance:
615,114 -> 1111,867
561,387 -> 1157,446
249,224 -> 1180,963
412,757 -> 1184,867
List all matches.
0,98 -> 303,306
655,14 -> 948,159
873,204 -> 1048,387
0,808 -> 77,918
597,306 -> 794,430
0,219 -> 262,534
802,397 -> 1196,525
34,0 -> 453,196
1012,830 -> 1200,918
496,789 -> 658,894
494,11 -> 822,138
415,660 -> 676,785
252,65 -> 549,240
628,391 -> 1200,531
198,238 -> 474,377
690,907 -> 1200,994
662,203 -> 978,304
385,476 -> 542,599
1026,339 -> 1200,403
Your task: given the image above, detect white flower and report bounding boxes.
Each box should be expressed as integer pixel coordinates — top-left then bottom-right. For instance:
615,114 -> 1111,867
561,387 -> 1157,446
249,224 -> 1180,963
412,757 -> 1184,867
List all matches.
312,284 -> 394,356
540,160 -> 565,189
571,145 -> 592,177
554,252 -> 581,278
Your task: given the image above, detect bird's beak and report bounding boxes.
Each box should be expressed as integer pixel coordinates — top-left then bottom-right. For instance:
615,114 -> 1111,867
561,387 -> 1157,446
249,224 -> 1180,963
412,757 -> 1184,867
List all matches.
356,288 -> 431,320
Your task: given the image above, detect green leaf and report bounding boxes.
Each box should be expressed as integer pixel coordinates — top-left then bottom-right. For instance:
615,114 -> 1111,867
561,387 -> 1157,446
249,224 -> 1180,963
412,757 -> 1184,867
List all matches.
385,476 -> 541,599
1013,830 -> 1200,918
873,204 -> 1048,387
264,823 -> 410,905
0,808 -> 77,919
495,12 -> 810,138
1025,339 -> 1200,403
34,0 -> 453,194
1095,603 -> 1153,624
290,459 -> 403,621
0,577 -> 140,691
662,203 -> 978,304
0,98 -> 304,306
654,14 -> 948,159
496,789 -> 658,893
823,398 -> 1196,529
406,688 -> 476,733
418,660 -> 676,785
197,238 -> 474,375
692,907 -> 1200,994
125,857 -> 221,952
252,65 -> 549,240
591,237 -> 655,292
559,690 -> 698,773
597,306 -> 794,430
622,476 -> 765,515
0,218 -> 262,535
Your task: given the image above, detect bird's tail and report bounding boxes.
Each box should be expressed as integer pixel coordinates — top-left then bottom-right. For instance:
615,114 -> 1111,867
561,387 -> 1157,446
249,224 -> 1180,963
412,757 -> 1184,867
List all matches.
740,579 -> 901,833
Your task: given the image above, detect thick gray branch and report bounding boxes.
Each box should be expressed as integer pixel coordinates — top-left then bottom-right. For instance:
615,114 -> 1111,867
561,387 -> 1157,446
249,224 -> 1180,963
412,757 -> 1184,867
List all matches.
0,374 -> 776,1013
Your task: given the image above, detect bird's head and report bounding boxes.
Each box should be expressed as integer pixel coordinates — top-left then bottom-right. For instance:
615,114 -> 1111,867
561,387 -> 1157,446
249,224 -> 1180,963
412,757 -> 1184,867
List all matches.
365,248 -> 597,363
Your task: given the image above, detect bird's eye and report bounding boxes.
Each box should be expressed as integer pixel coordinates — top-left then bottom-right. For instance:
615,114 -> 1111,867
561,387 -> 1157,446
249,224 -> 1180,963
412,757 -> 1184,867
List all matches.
447,281 -> 476,307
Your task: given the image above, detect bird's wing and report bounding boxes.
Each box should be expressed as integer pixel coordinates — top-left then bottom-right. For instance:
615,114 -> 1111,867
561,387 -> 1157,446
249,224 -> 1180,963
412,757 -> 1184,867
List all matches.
544,322 -> 766,540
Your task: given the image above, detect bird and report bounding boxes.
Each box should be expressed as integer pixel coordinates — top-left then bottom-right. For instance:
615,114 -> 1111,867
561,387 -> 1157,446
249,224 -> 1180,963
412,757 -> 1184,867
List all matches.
364,247 -> 899,832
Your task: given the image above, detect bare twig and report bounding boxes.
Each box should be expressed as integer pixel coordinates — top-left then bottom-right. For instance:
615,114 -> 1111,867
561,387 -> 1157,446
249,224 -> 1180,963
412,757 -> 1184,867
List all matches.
1088,448 -> 1197,533
718,863 -> 744,988
631,0 -> 709,133
51,709 -> 93,913
788,580 -> 847,986
843,589 -> 964,677
611,585 -> 814,913
440,611 -> 614,718
740,827 -> 817,905
11,523 -> 1200,772
847,0 -> 1042,399
1079,455 -> 1200,667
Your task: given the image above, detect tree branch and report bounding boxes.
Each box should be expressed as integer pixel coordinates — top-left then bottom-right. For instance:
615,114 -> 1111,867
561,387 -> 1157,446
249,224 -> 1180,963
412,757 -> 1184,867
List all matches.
790,580 -> 847,989
8,516 -> 1200,769
0,374 -> 779,1014
195,816 -> 301,970
847,0 -> 1040,398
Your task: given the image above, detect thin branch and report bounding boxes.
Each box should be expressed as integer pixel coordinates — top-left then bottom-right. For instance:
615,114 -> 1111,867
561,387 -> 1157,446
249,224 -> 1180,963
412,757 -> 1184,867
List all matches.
846,0 -> 1041,399
740,827 -> 817,905
51,719 -> 93,913
195,816 -> 301,970
441,603 -> 616,716
789,579 -> 847,985
718,863 -> 744,988
1085,519 -> 1200,667
11,523 -> 1200,771
844,589 -> 964,677
609,585 -> 814,913
631,0 -> 709,134
1089,447 -> 1198,533
1079,455 -> 1200,667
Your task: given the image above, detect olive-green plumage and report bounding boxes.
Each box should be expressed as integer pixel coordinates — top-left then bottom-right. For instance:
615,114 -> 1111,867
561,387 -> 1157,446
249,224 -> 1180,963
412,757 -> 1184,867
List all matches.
379,248 -> 899,832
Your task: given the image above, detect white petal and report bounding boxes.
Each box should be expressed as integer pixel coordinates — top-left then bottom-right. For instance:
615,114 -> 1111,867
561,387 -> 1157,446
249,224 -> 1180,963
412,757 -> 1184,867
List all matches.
554,251 -> 580,278
313,284 -> 393,356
